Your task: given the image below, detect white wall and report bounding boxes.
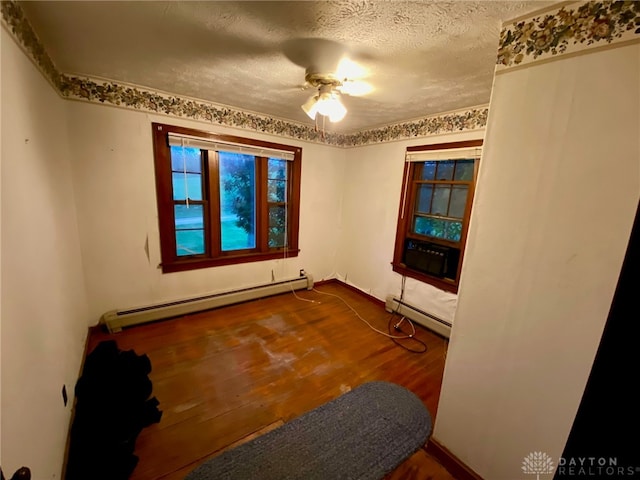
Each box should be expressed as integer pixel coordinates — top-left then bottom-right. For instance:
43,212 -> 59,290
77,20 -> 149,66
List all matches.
1,29 -> 89,478
335,130 -> 483,323
66,102 -> 347,323
434,43 -> 640,479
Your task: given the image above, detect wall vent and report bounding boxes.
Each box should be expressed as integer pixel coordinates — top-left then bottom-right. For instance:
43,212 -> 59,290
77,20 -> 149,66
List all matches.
385,295 -> 451,338
102,275 -> 313,333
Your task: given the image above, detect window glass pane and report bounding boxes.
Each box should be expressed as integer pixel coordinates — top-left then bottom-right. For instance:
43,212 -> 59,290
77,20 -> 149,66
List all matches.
268,180 -> 286,203
445,221 -> 463,242
174,204 -> 205,256
268,205 -> 287,248
449,186 -> 468,218
415,185 -> 433,214
414,216 -> 429,236
268,158 -> 287,179
454,160 -> 474,181
413,216 -> 446,239
435,160 -> 455,181
172,173 -> 202,201
170,146 -> 201,173
431,186 -> 451,216
219,152 -> 256,251
430,218 -> 446,239
420,162 -> 436,180
174,204 -> 204,230
268,158 -> 288,203
176,230 -> 205,256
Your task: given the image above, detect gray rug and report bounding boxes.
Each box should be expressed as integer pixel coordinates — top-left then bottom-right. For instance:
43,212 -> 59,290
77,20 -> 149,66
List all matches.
184,381 -> 432,480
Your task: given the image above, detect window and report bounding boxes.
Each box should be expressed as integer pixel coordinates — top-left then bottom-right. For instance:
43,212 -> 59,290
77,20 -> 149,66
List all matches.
152,123 -> 302,273
392,140 -> 482,292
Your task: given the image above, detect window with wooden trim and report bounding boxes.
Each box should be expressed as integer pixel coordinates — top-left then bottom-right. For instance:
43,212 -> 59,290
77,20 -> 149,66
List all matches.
152,122 -> 302,273
392,140 -> 482,293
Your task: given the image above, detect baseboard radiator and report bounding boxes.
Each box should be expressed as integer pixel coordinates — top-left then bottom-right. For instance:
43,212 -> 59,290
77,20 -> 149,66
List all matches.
102,274 -> 314,333
384,296 -> 451,338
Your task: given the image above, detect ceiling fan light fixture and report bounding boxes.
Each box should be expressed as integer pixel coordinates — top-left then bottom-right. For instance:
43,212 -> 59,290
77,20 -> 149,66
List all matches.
302,83 -> 347,123
320,94 -> 347,122
301,94 -> 320,120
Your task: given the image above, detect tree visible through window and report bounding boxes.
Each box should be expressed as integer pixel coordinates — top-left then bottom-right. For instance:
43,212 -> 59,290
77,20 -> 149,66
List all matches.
219,152 -> 256,251
153,123 -> 302,273
268,158 -> 288,247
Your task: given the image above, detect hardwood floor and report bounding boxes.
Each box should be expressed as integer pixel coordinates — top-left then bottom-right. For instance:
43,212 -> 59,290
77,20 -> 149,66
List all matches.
85,281 -> 455,480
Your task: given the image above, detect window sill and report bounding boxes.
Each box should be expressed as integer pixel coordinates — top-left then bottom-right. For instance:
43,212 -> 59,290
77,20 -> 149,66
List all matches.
392,263 -> 459,294
161,249 -> 300,273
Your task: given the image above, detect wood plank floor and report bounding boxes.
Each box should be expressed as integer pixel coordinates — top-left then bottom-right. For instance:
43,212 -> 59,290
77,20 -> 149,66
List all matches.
85,281 -> 456,480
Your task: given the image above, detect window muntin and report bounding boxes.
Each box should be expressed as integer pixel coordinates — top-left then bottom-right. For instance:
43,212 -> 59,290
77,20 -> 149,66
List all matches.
153,123 -> 301,273
393,140 -> 482,293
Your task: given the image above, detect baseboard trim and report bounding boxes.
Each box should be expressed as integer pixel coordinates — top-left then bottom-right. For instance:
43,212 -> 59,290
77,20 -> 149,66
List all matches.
312,278 -> 336,288
314,278 -> 386,309
426,438 -> 483,480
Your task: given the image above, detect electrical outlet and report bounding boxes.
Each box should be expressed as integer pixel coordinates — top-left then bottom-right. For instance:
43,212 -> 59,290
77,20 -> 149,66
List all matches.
299,269 -> 305,277
62,384 -> 68,407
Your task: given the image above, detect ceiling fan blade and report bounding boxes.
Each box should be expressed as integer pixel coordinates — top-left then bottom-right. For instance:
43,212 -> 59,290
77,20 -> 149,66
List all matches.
282,37 -> 348,74
338,80 -> 373,96
335,57 -> 369,81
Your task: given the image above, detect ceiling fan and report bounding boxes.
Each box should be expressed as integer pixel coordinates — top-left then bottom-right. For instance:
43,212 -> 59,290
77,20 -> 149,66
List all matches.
301,63 -> 373,123
283,38 -> 374,123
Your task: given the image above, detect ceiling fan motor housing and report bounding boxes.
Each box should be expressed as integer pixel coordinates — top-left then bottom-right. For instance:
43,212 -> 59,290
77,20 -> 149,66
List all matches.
305,71 -> 343,89
302,70 -> 348,123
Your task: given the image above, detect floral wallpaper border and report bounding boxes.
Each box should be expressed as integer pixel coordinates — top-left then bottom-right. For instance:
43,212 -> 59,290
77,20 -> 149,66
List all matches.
341,108 -> 488,147
1,0 -> 62,89
59,75 -> 346,145
497,0 -> 640,70
2,0 -> 486,147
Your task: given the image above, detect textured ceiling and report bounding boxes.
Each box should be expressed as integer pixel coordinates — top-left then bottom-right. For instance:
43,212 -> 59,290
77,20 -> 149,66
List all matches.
20,1 -> 553,133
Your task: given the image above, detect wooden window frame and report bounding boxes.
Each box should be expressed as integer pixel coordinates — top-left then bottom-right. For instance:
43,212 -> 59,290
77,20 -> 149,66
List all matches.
392,139 -> 482,293
152,122 -> 302,273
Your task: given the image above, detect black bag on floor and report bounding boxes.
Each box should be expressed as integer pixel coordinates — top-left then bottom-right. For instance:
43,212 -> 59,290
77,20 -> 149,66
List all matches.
66,340 -> 162,480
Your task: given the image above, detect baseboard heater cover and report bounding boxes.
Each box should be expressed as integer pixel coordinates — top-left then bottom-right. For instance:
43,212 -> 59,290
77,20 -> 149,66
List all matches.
102,274 -> 313,333
385,296 -> 451,338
